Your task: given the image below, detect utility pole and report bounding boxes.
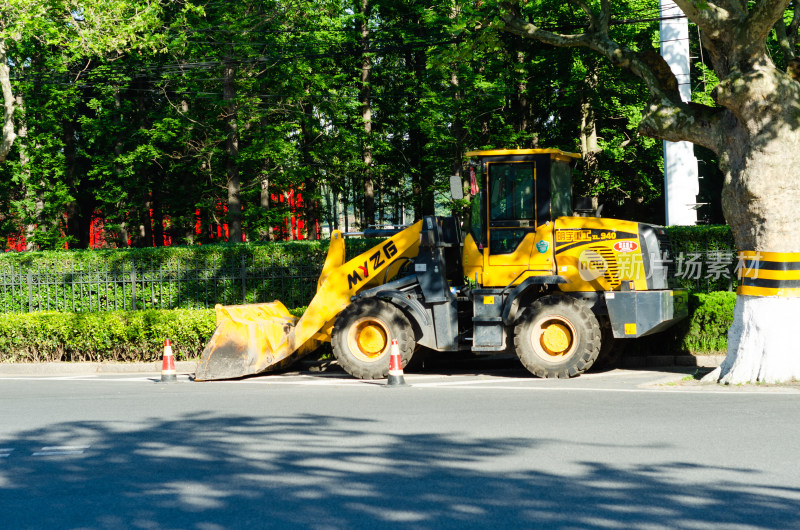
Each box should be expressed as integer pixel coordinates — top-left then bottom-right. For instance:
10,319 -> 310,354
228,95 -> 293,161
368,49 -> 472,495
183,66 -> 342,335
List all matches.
660,0 -> 699,226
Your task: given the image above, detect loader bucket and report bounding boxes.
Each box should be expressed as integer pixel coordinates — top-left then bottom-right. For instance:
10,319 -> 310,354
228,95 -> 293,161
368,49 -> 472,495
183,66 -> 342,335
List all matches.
194,301 -> 320,381
194,224 -> 423,381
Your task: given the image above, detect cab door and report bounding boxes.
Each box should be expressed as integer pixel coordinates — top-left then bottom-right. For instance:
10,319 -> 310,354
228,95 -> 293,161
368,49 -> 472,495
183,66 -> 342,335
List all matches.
483,160 -> 547,286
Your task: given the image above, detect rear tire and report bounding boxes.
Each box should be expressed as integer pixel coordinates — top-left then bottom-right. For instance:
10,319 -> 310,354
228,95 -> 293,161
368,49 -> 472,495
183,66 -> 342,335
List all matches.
592,317 -> 626,371
331,298 -> 416,379
514,295 -> 601,378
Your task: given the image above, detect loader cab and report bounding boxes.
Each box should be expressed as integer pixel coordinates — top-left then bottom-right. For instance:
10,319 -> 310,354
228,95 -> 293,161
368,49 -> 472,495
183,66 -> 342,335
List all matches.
463,149 -> 580,287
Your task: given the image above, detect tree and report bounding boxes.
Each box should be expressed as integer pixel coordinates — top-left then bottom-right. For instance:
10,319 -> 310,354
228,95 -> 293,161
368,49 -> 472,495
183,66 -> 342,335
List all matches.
1,0 -> 668,247
0,0 -> 170,248
498,0 -> 800,383
0,1 -> 166,162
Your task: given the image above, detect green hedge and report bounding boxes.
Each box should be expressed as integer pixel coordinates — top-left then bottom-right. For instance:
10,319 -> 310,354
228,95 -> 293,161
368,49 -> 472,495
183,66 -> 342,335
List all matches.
0,306 -> 307,363
0,225 -> 738,316
666,225 -> 738,292
0,238 -> 385,269
683,291 -> 737,353
628,291 -> 736,356
0,293 -> 736,364
0,225 -> 735,269
0,227 -> 740,364
0,309 -> 216,363
667,225 -> 734,255
1,225 -> 734,269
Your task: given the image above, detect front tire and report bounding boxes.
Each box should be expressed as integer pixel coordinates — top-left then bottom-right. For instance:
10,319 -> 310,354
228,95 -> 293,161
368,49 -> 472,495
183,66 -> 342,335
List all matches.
514,295 -> 601,378
331,298 -> 416,379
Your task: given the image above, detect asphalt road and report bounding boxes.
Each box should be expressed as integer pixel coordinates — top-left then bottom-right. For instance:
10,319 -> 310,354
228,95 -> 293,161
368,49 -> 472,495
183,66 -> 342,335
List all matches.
1,364 -> 799,529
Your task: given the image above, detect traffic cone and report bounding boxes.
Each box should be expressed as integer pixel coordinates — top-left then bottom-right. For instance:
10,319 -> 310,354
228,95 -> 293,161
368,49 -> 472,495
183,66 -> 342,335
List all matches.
160,339 -> 177,383
386,339 -> 407,387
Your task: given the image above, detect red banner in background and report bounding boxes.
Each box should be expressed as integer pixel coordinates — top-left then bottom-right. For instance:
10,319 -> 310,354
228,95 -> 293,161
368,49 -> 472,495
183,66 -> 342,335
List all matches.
6,188 -> 318,250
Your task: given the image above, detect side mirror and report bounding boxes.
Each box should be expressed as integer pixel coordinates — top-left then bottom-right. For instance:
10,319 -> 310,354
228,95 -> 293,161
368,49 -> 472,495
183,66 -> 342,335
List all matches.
449,175 -> 464,200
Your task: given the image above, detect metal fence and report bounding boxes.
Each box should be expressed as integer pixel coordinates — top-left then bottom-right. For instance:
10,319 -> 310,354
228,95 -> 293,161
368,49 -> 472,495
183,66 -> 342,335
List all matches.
0,245 -> 738,314
0,256 -> 323,313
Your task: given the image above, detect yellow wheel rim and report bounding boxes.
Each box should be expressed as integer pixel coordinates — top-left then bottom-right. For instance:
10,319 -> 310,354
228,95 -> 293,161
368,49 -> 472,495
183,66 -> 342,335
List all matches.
348,318 -> 390,361
540,322 -> 571,355
534,318 -> 576,358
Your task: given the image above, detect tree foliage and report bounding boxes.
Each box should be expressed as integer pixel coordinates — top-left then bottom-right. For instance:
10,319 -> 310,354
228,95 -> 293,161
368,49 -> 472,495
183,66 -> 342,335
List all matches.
0,0 -> 703,250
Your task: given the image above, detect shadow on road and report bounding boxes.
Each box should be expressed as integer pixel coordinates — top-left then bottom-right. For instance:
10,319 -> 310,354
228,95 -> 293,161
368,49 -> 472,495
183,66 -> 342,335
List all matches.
293,351 -> 706,381
2,412 -> 798,529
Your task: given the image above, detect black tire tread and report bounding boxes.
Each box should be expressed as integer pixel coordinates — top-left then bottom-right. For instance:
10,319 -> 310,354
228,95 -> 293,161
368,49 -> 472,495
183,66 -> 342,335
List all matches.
331,298 -> 415,379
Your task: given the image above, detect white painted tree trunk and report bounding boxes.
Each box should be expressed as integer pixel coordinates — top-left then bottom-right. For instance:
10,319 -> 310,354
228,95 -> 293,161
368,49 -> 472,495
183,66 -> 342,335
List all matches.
704,295 -> 800,384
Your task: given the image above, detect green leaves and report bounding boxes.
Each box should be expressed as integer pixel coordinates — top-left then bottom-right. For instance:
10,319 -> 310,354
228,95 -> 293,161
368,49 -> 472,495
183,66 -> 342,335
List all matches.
0,309 -> 217,362
0,0 -> 722,245
684,291 -> 735,354
0,293 -> 737,362
0,0 -> 168,54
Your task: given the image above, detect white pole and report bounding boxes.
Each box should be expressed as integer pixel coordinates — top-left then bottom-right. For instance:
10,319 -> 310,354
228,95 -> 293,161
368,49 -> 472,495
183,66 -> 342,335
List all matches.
660,0 -> 699,226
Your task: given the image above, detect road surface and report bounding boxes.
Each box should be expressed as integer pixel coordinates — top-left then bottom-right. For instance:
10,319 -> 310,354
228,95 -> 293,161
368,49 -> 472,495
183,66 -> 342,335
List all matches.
1,365 -> 798,529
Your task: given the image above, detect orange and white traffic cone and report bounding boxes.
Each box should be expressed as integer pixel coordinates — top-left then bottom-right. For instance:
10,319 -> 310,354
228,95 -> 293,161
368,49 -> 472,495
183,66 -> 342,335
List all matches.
160,339 -> 177,383
387,339 -> 407,387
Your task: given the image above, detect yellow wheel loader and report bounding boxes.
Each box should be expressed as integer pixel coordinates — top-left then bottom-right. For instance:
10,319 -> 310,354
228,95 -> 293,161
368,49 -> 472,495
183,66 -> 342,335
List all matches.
194,149 -> 688,381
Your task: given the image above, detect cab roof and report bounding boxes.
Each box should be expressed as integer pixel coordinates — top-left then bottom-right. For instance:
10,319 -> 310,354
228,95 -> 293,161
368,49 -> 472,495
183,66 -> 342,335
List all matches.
465,148 -> 581,162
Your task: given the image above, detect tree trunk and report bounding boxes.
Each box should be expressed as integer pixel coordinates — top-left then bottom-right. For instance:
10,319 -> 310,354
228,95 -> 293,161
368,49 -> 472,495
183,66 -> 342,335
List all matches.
113,88 -> 130,248
579,68 -> 601,211
450,64 -> 469,224
151,182 -> 164,247
62,118 -> 91,249
332,187 -> 340,231
119,222 -> 130,247
129,78 -> 150,248
343,180 -> 349,234
298,103 -> 319,240
0,41 -> 17,163
703,88 -> 800,383
223,60 -> 242,243
407,45 -> 434,220
352,175 -> 359,228
322,183 -> 336,234
448,7 -> 465,187
142,191 -> 154,248
259,175 -> 272,241
359,0 -> 375,228
514,49 -> 531,139
16,95 -> 43,251
689,59 -> 800,383
711,295 -> 800,384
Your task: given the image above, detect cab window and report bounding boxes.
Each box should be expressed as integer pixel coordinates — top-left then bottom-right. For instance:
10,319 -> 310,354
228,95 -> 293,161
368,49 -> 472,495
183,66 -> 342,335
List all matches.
469,167 -> 486,249
550,161 -> 572,218
490,228 -> 528,254
489,163 -> 534,221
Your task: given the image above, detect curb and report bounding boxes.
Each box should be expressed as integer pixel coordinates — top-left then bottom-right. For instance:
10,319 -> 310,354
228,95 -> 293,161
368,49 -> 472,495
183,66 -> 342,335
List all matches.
620,355 -> 725,369
0,355 -> 726,377
0,361 -> 198,376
